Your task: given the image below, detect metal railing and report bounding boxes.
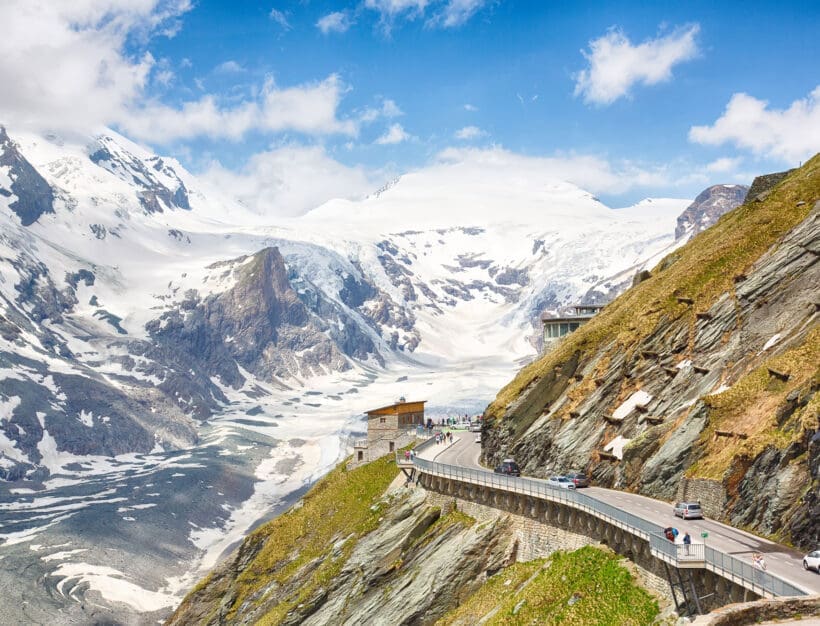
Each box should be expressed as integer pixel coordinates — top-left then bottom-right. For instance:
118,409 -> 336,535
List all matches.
649,532 -> 705,562
413,456 -> 808,598
704,545 -> 805,598
353,438 -> 368,448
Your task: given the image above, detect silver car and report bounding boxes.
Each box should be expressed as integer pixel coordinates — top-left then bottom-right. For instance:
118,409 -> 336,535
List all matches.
803,550 -> 820,573
547,476 -> 576,490
673,502 -> 703,520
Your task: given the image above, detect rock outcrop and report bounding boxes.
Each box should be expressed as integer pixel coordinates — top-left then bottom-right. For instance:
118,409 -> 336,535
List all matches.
483,159 -> 820,549
0,126 -> 54,226
167,487 -> 515,626
675,184 -> 748,240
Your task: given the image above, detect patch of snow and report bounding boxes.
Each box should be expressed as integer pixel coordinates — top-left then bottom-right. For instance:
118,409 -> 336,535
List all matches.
48,562 -> 177,611
604,436 -> 631,460
761,333 -> 782,351
612,390 -> 652,421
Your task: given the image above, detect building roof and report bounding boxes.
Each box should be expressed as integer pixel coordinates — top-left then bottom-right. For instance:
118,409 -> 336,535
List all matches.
540,313 -> 597,323
365,400 -> 426,416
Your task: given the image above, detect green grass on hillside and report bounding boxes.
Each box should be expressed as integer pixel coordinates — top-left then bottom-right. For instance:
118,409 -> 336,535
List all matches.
223,454 -> 403,624
436,546 -> 659,626
487,155 -> 820,420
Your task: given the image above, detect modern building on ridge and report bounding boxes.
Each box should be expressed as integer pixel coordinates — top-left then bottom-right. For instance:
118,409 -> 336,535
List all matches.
540,303 -> 606,350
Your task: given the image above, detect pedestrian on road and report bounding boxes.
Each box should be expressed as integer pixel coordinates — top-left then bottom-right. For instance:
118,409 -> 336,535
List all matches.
683,531 -> 691,555
753,552 -> 767,571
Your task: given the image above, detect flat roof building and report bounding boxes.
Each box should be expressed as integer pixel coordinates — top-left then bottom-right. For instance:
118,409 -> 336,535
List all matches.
540,304 -> 605,350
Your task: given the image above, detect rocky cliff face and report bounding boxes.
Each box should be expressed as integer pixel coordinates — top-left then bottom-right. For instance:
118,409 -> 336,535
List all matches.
483,159 -> 819,550
0,126 -> 54,226
167,459 -> 516,626
675,184 -> 748,240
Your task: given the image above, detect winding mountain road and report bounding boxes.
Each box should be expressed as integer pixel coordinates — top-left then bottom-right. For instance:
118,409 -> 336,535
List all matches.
421,434 -> 820,596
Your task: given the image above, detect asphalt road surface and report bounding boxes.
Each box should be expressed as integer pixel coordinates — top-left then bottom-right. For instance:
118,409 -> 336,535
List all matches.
427,434 -> 820,596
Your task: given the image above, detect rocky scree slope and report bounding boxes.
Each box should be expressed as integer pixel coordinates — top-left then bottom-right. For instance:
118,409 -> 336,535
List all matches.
482,157 -> 820,550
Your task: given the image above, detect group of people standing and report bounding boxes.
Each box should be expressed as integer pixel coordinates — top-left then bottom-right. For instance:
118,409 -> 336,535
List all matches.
435,431 -> 454,445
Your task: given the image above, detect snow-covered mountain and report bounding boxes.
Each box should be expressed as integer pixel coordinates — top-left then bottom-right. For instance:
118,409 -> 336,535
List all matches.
0,125 -> 692,623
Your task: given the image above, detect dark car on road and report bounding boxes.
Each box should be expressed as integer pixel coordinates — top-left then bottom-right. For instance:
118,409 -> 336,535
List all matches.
494,459 -> 521,476
565,471 -> 589,488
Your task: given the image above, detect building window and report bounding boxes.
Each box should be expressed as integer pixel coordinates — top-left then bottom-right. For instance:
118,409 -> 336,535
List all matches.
357,451 -> 364,461
389,442 -> 395,452
379,417 -> 386,424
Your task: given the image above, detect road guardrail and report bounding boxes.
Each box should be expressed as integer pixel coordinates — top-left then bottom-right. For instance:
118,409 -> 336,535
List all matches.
413,456 -> 807,598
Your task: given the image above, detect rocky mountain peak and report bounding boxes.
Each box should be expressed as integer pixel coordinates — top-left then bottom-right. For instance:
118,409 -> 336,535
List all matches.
89,134 -> 190,214
675,183 -> 748,240
0,125 -> 55,226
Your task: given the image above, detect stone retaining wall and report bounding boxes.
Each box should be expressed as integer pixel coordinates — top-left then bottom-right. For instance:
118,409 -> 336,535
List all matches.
420,473 -> 756,615
697,595 -> 820,624
676,477 -> 727,520
424,485 -> 672,603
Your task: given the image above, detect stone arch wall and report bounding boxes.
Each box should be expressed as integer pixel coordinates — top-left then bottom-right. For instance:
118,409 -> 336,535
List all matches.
420,474 -> 758,614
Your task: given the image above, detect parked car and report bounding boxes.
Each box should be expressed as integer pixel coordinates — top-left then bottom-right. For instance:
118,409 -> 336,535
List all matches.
673,502 -> 703,520
803,550 -> 820,573
494,459 -> 520,476
469,422 -> 482,432
565,471 -> 589,488
547,475 -> 576,490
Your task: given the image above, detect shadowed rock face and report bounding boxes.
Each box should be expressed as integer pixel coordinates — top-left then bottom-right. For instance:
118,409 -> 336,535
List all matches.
148,247 -> 358,384
89,137 -> 190,213
675,184 -> 748,240
0,126 -> 54,226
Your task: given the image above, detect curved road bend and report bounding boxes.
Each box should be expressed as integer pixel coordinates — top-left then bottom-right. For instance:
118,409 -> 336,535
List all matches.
422,435 -> 820,596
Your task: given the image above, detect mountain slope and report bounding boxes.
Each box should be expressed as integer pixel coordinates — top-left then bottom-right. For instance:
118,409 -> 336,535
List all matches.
482,156 -> 820,549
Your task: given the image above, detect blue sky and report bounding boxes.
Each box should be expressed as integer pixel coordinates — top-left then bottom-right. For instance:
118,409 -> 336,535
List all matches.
1,1 -> 819,214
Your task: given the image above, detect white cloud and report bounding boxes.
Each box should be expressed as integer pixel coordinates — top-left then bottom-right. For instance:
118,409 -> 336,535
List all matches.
360,98 -> 403,123
454,125 -> 487,140
0,1 -> 360,144
204,145 -> 376,217
430,0 -> 488,27
215,60 -> 245,74
0,0 -> 190,135
463,103 -> 478,111
375,123 -> 412,144
364,0 -> 490,31
705,157 -> 742,173
317,11 -> 352,34
269,8 -> 290,30
689,87 -> 820,163
436,146 -> 670,195
574,24 -> 700,105
121,75 -> 357,142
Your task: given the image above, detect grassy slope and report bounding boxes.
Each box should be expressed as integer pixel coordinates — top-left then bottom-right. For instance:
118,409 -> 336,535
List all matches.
436,546 -> 658,626
485,156 -> 819,480
219,454 -> 402,624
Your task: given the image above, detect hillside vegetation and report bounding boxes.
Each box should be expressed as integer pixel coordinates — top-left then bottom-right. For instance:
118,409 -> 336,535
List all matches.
483,156 -> 819,548
488,155 -> 819,419
435,547 -> 659,626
